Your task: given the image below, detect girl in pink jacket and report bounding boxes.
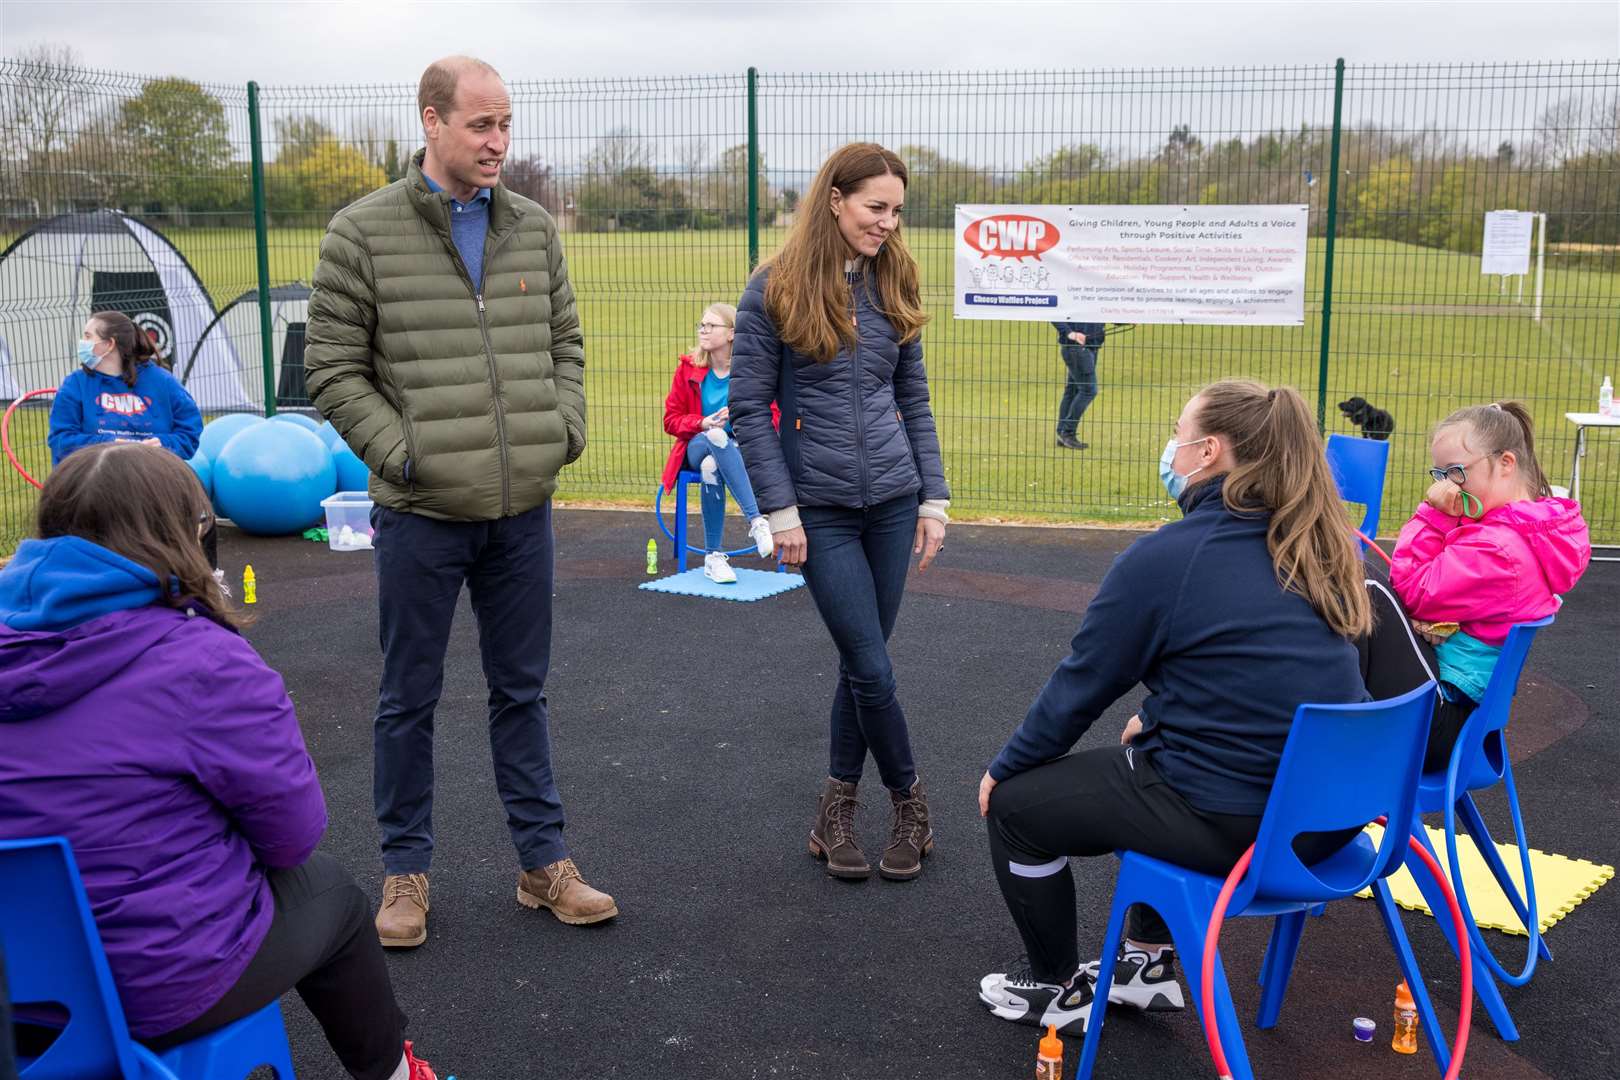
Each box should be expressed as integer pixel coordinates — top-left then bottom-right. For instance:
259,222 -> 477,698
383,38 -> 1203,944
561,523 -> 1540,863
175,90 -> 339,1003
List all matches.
1359,402 -> 1590,771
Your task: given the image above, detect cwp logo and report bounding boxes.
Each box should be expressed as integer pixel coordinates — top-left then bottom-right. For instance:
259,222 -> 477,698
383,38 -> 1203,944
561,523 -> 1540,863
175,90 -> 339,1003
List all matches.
963,214 -> 1060,261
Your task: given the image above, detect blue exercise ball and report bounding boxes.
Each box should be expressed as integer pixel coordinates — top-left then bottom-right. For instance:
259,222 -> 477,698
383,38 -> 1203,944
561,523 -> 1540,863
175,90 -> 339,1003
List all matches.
315,420 -> 345,452
198,413 -> 264,461
186,450 -> 213,499
213,423 -> 337,536
271,412 -> 322,435
331,442 -> 372,493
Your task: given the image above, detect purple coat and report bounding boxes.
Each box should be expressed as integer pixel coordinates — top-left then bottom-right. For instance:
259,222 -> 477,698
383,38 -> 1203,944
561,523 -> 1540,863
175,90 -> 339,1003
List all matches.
0,537 -> 327,1038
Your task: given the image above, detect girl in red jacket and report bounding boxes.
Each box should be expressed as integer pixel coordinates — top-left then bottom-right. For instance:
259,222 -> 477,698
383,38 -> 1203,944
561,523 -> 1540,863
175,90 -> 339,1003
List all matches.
662,303 -> 774,583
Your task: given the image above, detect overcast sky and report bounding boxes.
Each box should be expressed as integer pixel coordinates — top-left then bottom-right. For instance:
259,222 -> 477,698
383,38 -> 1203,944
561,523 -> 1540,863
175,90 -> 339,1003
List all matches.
4,1 -> 1618,85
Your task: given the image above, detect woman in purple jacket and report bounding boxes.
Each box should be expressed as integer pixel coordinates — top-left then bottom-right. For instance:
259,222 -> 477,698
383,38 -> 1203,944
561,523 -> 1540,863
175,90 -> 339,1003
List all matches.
0,443 -> 439,1080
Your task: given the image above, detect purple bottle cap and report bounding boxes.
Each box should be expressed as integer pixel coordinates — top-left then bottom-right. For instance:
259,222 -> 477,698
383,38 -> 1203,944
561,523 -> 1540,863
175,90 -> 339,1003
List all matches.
1352,1017 -> 1376,1042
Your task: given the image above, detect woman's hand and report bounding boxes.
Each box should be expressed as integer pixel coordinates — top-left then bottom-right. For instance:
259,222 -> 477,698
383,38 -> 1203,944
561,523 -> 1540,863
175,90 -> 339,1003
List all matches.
774,525 -> 807,568
1424,479 -> 1463,516
701,407 -> 729,430
1120,714 -> 1143,745
1067,331 -> 1087,345
978,770 -> 997,818
914,517 -> 945,571
142,437 -> 161,447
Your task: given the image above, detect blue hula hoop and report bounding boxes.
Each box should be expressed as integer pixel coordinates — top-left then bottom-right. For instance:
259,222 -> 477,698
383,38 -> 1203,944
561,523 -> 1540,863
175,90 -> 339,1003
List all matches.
653,484 -> 756,559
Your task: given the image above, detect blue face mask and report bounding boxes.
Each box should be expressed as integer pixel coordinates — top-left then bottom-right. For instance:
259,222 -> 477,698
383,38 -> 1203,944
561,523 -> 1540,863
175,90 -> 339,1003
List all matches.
77,340 -> 104,370
1159,436 -> 1210,501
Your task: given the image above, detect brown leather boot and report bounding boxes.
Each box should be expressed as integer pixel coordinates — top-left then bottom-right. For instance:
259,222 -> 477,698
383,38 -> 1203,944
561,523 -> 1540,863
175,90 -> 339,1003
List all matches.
879,778 -> 934,881
517,858 -> 619,925
808,777 -> 870,879
376,872 -> 429,948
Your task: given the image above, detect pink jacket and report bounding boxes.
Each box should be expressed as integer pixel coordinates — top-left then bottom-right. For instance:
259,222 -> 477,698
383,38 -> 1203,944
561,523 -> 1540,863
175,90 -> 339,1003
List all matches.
1391,497 -> 1591,646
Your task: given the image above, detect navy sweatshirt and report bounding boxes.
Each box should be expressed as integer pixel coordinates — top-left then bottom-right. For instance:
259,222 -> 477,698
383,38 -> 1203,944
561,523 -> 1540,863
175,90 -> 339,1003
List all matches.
989,477 -> 1368,816
48,364 -> 203,467
1052,322 -> 1105,348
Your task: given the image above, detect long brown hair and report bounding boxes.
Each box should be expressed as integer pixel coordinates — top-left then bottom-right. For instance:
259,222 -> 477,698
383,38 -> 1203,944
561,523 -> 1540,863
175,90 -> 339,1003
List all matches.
89,310 -> 162,387
35,442 -> 242,627
1195,380 -> 1371,639
763,142 -> 928,363
1435,402 -> 1551,499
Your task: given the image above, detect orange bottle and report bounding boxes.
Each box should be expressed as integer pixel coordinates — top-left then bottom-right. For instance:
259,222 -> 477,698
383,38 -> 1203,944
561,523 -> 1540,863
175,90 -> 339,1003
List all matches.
1036,1023 -> 1064,1080
1392,981 -> 1419,1055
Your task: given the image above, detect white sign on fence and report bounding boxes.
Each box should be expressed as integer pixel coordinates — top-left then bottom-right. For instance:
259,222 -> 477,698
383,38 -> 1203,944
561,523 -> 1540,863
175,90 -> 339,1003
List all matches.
1481,210 -> 1535,276
953,204 -> 1309,325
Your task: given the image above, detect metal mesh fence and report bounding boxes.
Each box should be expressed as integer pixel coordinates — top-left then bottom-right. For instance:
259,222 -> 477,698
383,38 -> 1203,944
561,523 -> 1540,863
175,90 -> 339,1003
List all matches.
2,58 -> 1616,553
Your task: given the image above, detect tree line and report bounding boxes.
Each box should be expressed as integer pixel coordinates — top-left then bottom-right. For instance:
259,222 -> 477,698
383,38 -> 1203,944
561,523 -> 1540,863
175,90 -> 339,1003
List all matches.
3,47 -> 1615,255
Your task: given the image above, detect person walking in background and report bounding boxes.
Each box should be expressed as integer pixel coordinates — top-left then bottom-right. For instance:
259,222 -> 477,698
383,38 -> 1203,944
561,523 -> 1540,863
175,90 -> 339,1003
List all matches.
1051,321 -> 1105,450
661,302 -> 775,583
306,54 -> 615,950
732,142 -> 949,883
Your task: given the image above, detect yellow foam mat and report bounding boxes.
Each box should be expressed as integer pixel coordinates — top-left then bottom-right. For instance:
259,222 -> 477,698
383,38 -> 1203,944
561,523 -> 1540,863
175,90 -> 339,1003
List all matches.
1356,823 -> 1614,935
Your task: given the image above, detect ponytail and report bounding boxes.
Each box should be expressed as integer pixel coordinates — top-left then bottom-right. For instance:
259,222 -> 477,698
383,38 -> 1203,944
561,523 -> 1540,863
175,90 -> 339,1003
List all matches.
88,310 -> 159,388
1195,380 -> 1372,639
1435,401 -> 1551,499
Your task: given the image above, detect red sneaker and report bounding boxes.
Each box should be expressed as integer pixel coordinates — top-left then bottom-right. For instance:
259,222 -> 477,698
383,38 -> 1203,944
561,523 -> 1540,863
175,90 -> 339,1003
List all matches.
404,1041 -> 438,1080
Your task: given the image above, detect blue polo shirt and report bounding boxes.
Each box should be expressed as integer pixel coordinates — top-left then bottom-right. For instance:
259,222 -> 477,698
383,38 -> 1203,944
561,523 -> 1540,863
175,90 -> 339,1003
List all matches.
422,173 -> 492,293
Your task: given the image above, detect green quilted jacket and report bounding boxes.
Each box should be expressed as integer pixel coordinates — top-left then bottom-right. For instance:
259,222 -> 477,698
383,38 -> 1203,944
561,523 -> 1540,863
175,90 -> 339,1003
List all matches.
305,153 -> 585,522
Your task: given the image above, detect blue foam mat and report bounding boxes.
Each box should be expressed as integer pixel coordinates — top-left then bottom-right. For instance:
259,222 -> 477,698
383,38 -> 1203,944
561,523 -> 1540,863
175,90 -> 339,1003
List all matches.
638,566 -> 806,602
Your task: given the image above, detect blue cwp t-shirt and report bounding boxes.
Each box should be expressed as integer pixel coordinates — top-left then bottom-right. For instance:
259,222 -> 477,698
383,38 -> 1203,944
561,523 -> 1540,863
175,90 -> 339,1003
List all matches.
701,369 -> 732,432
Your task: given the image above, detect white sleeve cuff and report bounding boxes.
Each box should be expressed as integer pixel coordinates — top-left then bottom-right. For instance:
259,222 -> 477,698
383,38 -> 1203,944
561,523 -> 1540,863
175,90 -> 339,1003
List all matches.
918,499 -> 950,525
767,506 -> 802,532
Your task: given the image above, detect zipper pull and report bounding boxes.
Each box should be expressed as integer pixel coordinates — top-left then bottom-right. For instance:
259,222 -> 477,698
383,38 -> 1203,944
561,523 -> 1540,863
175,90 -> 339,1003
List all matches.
476,293 -> 486,312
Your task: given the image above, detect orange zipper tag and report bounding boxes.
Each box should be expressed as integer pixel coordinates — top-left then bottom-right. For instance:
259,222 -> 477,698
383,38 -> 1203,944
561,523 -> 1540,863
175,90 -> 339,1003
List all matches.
795,418 -> 802,430
519,278 -> 528,293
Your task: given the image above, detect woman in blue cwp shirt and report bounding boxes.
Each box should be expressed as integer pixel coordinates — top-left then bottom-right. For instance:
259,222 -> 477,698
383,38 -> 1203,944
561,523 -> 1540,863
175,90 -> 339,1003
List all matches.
50,309 -> 208,557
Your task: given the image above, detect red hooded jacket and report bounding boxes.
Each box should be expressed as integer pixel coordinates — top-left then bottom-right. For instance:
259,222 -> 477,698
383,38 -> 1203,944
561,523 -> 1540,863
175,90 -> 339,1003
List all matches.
662,354 -> 778,492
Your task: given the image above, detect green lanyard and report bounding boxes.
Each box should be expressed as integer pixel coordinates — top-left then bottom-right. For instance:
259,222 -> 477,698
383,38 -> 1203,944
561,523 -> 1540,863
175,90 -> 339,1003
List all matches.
1459,490 -> 1484,519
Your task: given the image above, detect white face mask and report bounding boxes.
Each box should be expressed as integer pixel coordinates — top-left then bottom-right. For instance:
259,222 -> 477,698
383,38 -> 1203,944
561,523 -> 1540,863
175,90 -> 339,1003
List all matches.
1159,436 -> 1211,501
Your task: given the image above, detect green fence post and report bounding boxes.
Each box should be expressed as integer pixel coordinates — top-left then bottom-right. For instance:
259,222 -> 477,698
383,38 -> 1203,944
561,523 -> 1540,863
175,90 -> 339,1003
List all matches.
1315,58 -> 1345,434
746,66 -> 759,271
247,81 -> 276,417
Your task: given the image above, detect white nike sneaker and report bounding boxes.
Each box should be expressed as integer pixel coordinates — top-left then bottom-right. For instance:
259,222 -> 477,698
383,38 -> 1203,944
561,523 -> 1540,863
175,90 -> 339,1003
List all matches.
700,457 -> 719,485
703,551 -> 737,584
748,516 -> 773,559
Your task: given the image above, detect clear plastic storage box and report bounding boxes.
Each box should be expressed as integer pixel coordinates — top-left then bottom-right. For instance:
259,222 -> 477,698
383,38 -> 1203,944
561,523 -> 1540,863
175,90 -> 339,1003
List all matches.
320,491 -> 375,551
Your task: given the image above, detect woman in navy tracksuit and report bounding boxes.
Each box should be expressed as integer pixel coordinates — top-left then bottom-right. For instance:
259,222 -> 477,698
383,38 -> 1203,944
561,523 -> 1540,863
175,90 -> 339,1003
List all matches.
976,381 -> 1375,1037
49,309 -> 209,562
731,143 -> 948,883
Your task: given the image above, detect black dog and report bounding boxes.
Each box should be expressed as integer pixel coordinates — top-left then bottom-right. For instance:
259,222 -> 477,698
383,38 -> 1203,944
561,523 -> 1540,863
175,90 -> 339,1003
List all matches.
1338,396 -> 1395,441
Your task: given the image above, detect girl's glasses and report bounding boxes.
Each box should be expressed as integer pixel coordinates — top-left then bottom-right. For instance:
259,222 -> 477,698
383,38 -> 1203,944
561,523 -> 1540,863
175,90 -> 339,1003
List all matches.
1428,454 -> 1491,485
696,322 -> 728,333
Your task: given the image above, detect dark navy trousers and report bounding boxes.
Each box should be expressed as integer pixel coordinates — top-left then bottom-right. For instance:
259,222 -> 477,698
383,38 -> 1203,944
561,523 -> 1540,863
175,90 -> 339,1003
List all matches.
370,501 -> 567,875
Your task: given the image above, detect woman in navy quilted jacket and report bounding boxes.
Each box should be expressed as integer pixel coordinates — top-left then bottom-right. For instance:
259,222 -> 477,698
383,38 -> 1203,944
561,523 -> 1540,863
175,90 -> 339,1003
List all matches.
731,142 -> 949,883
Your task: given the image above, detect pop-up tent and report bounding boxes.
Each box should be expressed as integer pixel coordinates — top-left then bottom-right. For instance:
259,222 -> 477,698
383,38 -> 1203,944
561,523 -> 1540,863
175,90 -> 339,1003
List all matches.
183,283 -> 313,410
0,210 -> 232,404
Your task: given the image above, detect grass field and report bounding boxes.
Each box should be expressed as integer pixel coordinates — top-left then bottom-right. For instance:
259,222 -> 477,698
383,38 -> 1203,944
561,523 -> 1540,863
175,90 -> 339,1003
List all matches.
4,225 -> 1617,548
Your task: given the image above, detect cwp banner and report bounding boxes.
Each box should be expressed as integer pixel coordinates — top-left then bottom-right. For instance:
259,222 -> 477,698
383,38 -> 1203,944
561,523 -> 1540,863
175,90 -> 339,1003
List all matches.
954,204 -> 1310,326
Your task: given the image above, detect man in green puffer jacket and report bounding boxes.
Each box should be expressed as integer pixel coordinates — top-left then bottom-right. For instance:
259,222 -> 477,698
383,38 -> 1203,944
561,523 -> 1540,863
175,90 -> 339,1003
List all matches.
306,55 -> 617,950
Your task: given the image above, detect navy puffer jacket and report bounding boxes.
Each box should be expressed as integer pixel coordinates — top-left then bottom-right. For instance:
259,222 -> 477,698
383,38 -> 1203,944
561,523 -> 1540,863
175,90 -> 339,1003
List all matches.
731,266 -> 949,514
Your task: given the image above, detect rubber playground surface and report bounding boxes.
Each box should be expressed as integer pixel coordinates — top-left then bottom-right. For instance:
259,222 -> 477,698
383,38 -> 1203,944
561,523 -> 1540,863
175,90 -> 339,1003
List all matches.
227,508 -> 1619,1080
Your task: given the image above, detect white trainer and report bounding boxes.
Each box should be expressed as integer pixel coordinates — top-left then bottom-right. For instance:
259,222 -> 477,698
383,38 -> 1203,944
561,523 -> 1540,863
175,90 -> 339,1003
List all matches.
703,551 -> 737,584
748,516 -> 773,559
700,457 -> 719,485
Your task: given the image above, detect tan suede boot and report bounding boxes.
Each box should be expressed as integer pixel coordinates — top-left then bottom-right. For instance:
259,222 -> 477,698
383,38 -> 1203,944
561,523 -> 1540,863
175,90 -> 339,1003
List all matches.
517,858 -> 619,925
375,872 -> 429,948
808,777 -> 870,879
879,779 -> 934,881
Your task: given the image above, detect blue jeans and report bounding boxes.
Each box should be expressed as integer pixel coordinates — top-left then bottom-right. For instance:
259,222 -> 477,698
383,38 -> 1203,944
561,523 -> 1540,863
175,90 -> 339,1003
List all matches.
799,495 -> 920,792
686,434 -> 762,551
370,501 -> 566,874
1057,344 -> 1099,436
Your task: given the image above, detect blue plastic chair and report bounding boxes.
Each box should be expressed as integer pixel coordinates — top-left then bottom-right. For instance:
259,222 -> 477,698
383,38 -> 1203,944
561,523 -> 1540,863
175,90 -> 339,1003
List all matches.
0,836 -> 296,1079
658,469 -> 785,573
1392,616 -> 1553,1045
1077,682 -> 1446,1080
1326,433 -> 1391,551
